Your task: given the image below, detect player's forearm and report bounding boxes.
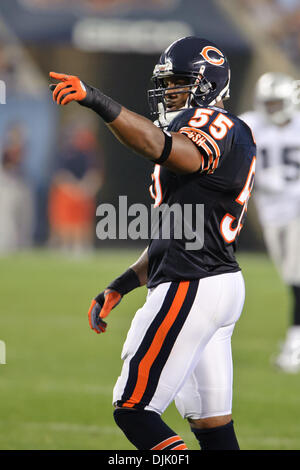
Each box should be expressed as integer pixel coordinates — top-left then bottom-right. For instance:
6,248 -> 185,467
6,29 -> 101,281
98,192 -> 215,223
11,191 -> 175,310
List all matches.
108,108 -> 165,161
129,247 -> 149,287
82,90 -> 201,171
77,83 -> 165,161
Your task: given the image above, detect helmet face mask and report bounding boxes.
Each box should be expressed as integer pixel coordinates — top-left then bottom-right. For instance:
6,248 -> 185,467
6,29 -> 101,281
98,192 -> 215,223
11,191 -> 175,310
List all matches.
148,36 -> 231,126
148,76 -> 213,115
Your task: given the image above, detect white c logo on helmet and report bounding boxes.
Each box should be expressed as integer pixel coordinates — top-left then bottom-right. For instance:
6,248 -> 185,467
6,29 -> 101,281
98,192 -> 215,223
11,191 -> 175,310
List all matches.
200,46 -> 225,66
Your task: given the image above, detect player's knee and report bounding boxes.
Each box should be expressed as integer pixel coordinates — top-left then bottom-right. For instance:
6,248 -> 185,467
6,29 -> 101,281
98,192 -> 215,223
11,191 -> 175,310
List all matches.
113,407 -> 131,428
188,414 -> 232,429
113,406 -> 136,426
113,407 -> 140,446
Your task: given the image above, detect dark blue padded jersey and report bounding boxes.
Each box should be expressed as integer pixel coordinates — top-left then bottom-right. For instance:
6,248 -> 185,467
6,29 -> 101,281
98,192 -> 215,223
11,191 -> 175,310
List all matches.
147,106 -> 256,288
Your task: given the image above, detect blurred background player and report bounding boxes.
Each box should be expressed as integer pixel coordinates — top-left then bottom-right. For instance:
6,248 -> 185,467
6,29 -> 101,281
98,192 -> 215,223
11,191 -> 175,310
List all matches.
48,122 -> 104,254
240,72 -> 300,373
0,122 -> 34,253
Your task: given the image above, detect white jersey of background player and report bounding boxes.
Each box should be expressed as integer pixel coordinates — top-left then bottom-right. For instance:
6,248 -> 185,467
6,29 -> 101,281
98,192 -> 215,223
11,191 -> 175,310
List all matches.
240,72 -> 300,373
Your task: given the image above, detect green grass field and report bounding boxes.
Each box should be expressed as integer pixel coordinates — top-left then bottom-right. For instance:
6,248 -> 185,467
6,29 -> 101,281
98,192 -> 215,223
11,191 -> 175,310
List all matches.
0,249 -> 299,450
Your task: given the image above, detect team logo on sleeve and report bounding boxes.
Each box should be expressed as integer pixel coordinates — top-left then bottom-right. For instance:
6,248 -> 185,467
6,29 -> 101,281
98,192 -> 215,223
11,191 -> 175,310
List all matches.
200,46 -> 225,66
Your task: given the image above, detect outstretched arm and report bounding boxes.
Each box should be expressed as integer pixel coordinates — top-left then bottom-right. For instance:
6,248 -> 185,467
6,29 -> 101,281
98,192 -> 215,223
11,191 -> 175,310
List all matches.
49,72 -> 202,174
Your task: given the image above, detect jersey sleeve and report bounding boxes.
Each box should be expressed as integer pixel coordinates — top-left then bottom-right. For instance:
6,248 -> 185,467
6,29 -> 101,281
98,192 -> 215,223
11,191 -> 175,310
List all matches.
175,108 -> 235,174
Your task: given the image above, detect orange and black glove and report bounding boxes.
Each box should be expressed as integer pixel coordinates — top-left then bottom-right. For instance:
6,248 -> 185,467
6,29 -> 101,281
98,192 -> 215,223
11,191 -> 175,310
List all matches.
49,72 -> 88,106
88,290 -> 122,334
49,71 -> 122,122
87,268 -> 140,335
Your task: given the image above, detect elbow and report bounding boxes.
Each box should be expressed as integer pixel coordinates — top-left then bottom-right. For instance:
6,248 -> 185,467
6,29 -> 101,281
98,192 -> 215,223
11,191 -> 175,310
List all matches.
134,129 -> 164,160
108,109 -> 164,160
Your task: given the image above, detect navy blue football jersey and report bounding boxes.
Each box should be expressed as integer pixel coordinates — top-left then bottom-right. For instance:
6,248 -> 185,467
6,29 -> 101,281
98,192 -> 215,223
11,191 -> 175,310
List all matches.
147,106 -> 256,288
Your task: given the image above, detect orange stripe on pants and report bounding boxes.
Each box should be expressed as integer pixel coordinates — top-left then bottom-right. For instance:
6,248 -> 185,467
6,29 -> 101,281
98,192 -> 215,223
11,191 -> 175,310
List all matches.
151,435 -> 181,450
123,281 -> 190,408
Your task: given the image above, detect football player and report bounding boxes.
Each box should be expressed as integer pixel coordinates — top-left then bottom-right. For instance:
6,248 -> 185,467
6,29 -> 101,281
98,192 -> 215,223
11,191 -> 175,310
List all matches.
240,72 -> 300,373
50,36 -> 256,450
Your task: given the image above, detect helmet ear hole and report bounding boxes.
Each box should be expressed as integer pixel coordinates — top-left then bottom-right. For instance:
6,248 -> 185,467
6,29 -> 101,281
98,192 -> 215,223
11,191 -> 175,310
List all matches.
194,77 -> 213,98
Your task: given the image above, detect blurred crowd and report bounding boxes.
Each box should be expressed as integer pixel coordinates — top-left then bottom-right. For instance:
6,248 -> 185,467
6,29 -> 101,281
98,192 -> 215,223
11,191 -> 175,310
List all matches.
0,41 -> 105,255
0,116 -> 105,255
0,123 -> 34,252
48,123 -> 104,254
239,0 -> 300,65
20,0 -> 173,11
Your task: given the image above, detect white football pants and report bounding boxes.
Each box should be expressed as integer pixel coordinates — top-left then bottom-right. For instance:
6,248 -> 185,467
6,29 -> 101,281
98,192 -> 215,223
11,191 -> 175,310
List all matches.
113,271 -> 245,420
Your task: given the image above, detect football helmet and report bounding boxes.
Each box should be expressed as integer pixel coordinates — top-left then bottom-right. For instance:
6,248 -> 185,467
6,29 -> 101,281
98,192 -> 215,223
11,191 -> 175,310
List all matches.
148,36 -> 231,127
254,72 -> 298,125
